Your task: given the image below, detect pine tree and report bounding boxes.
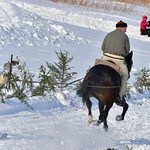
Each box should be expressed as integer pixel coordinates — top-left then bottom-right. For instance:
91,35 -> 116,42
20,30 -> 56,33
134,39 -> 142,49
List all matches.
134,67 -> 150,93
47,50 -> 77,92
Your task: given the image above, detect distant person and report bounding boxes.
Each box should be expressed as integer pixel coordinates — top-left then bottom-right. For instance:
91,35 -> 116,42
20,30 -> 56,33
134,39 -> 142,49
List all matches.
101,20 -> 130,102
140,15 -> 150,37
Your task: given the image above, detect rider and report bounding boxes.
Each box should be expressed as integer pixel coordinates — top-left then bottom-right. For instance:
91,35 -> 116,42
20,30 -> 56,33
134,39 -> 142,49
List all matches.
101,20 -> 130,102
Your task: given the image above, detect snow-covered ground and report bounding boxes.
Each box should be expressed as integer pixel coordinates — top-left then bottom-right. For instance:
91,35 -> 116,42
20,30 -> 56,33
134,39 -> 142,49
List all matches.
0,0 -> 150,149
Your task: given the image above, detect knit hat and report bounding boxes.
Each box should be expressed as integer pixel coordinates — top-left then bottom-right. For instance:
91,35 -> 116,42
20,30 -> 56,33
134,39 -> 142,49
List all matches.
142,15 -> 147,19
116,20 -> 127,28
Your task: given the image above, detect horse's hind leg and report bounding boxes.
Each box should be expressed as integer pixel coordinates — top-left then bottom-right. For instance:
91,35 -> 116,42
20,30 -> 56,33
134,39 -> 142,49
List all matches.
95,101 -> 104,125
115,97 -> 129,121
85,98 -> 93,124
95,101 -> 109,131
103,106 -> 110,131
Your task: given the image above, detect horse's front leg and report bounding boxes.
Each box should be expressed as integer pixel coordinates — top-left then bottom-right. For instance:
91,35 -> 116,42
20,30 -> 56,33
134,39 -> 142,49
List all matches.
115,97 -> 129,121
86,99 -> 93,125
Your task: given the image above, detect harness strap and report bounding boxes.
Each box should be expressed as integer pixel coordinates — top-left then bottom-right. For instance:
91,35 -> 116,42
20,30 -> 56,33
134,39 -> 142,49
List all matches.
86,85 -> 120,88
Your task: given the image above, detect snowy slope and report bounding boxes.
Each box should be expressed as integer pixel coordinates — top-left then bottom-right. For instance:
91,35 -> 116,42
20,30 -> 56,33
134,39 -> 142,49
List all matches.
0,0 -> 150,150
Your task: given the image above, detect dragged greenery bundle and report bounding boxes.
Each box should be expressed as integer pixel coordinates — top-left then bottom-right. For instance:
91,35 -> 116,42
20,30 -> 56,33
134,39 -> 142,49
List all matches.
0,50 -> 77,104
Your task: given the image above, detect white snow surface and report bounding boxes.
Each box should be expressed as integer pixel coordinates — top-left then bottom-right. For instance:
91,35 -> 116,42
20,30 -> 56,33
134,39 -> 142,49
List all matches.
0,0 -> 150,149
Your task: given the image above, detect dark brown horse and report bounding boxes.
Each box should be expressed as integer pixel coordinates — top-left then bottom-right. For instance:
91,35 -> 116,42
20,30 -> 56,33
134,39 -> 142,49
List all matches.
77,51 -> 133,131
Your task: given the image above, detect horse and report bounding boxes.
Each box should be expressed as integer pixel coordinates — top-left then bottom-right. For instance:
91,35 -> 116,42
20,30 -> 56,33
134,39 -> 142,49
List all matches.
77,51 -> 133,131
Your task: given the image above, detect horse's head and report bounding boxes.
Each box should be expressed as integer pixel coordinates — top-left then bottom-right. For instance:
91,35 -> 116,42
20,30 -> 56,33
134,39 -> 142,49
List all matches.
125,51 -> 133,73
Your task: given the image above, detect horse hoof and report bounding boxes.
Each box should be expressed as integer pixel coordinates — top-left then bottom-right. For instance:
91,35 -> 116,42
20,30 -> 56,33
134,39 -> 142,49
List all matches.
87,120 -> 93,126
115,115 -> 123,121
103,126 -> 108,131
93,121 -> 100,126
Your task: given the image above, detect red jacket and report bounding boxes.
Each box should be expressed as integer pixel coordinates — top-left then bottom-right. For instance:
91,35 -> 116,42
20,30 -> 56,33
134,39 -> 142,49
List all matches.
140,15 -> 150,32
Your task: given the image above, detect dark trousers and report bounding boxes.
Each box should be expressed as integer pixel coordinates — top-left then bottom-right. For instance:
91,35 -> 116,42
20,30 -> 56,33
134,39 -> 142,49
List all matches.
141,29 -> 150,37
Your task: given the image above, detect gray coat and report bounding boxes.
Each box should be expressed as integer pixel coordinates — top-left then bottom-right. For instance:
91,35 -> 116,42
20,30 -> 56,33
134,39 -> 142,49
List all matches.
101,29 -> 130,57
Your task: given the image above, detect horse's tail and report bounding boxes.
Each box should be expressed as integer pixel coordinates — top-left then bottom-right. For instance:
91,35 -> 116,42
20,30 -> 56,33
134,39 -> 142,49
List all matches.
77,72 -> 92,104
77,84 -> 90,104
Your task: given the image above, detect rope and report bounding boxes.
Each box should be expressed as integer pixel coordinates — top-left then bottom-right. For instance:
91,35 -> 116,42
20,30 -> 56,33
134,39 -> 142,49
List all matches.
14,78 -> 83,85
64,78 -> 83,86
